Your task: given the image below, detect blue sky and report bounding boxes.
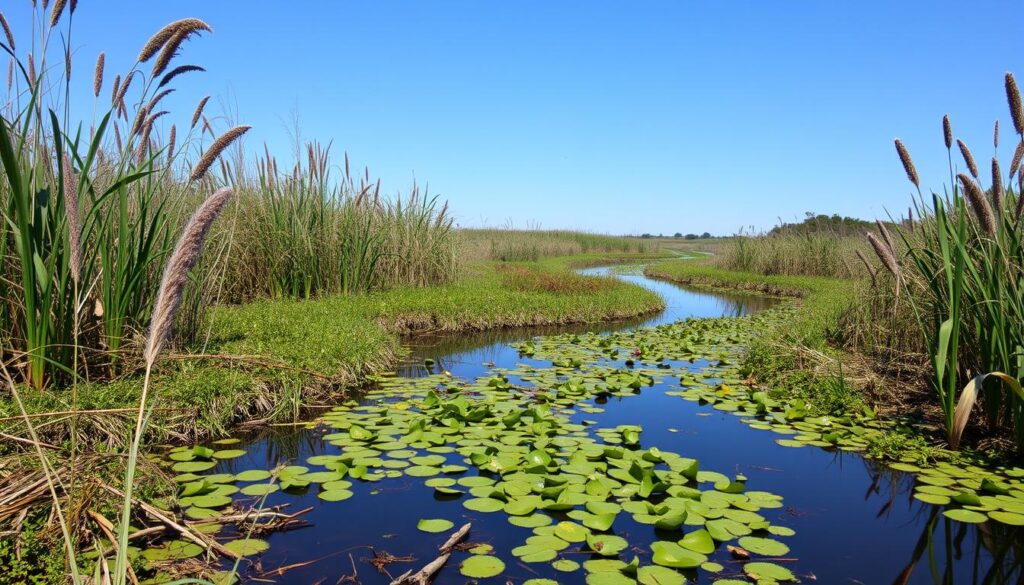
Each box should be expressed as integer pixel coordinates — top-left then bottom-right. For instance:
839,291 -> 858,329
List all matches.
5,1 -> 1022,235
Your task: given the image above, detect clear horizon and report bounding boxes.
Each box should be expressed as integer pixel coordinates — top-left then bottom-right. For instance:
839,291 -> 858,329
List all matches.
4,1 -> 1022,235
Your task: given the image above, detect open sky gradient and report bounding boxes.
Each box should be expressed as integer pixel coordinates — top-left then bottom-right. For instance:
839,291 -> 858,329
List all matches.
5,1 -> 1023,234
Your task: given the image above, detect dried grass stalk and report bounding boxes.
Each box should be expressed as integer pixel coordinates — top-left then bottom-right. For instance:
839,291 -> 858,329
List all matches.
189,125 -> 251,182
958,139 -> 979,178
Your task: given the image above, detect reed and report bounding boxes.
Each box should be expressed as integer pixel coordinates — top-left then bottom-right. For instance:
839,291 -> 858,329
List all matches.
866,72 -> 1024,449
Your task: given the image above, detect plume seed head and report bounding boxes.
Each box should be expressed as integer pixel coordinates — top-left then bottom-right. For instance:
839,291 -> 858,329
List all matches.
894,139 -> 919,187
958,139 -> 979,178
138,18 -> 211,63
49,0 -> 67,27
866,232 -> 900,279
144,187 -> 233,365
62,153 -> 82,284
943,115 -> 953,149
992,158 -> 1004,215
1011,141 -> 1024,178
1007,72 -> 1024,136
994,120 -> 1000,149
959,173 -> 997,236
0,11 -> 14,50
93,52 -> 105,98
191,95 -> 210,129
167,124 -> 177,164
189,125 -> 251,182
158,64 -> 204,89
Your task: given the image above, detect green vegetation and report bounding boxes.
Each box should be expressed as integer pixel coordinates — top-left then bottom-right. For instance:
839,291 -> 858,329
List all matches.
866,77 -> 1024,450
462,228 -> 653,262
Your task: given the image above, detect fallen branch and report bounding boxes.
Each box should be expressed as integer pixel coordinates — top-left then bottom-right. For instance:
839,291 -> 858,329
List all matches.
101,483 -> 240,560
389,522 -> 471,585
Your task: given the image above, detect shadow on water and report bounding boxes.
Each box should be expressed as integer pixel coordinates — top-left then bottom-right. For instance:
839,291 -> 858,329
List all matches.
211,263 -> 1023,584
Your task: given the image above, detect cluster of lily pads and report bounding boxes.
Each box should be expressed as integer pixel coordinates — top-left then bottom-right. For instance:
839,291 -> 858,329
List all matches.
515,316 -> 1024,528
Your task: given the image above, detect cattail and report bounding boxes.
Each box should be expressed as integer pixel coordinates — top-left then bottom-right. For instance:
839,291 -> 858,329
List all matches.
1011,141 -> 1024,178
191,95 -> 209,129
1008,72 -> 1024,137
867,232 -> 900,278
958,139 -> 979,178
994,120 -> 1000,149
62,153 -> 82,284
138,18 -> 211,63
943,115 -> 953,149
992,158 -> 1004,215
158,64 -> 204,89
145,187 -> 233,364
0,11 -> 14,50
167,124 -> 176,164
93,52 -> 104,98
189,125 -> 251,182
959,173 -> 997,236
49,0 -> 67,27
894,139 -> 919,187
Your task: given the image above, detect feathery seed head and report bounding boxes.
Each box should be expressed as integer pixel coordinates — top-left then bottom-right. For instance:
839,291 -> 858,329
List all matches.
158,64 -> 204,89
992,158 -> 1004,215
93,52 -> 104,98
191,95 -> 210,129
0,12 -> 14,50
189,125 -> 251,182
1007,72 -> 1024,136
1011,141 -> 1024,178
943,115 -> 953,149
49,0 -> 67,27
866,232 -> 900,279
62,153 -> 82,284
138,18 -> 211,63
994,120 -> 1000,148
958,139 -> 979,178
167,125 -> 176,164
959,173 -> 997,236
144,187 -> 233,365
894,139 -> 919,187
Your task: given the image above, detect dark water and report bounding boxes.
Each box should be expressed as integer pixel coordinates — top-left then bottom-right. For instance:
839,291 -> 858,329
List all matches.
210,265 -> 1024,584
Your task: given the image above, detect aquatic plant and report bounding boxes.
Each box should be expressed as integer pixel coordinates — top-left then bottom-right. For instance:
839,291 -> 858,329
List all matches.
870,72 -> 1024,450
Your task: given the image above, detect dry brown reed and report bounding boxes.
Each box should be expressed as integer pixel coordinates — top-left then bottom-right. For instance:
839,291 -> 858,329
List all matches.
189,125 -> 251,182
943,115 -> 953,149
855,249 -> 877,282
1008,72 -> 1024,136
895,139 -> 919,187
958,139 -> 979,178
959,173 -> 997,236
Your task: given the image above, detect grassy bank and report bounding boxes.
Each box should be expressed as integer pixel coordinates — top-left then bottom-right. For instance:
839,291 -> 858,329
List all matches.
1,254 -> 665,446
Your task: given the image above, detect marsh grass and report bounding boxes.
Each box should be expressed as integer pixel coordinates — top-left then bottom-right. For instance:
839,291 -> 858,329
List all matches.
717,228 -> 876,279
863,72 -> 1024,450
461,228 -> 652,262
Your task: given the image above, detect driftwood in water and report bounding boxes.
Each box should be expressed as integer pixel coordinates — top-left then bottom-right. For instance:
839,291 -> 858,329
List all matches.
389,522 -> 471,585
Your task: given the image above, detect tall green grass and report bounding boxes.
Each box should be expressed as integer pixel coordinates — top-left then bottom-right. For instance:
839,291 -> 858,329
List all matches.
717,229 -> 873,279
867,73 -> 1024,449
